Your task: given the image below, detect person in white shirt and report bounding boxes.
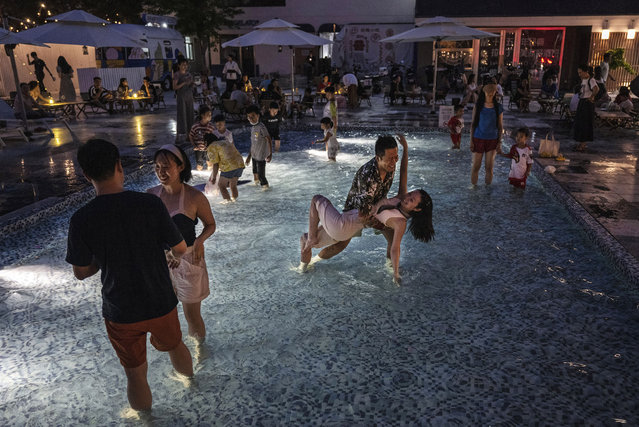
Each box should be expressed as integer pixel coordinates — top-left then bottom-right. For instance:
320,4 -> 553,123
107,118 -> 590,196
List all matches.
342,72 -> 359,108
222,54 -> 242,93
230,84 -> 249,109
574,64 -> 599,152
600,52 -> 615,85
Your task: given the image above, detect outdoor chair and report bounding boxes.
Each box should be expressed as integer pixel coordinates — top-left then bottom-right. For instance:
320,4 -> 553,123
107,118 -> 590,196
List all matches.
300,99 -> 315,117
152,84 -> 166,109
80,92 -> 105,114
359,87 -> 373,107
0,99 -> 57,148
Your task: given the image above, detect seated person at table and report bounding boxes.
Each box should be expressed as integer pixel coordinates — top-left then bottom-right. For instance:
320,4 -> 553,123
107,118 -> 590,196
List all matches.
389,74 -> 406,105
14,83 -> 51,120
241,75 -> 253,92
258,74 -> 271,90
116,78 -> 134,112
612,87 -> 634,113
89,77 -> 115,113
540,75 -> 559,99
317,75 -> 331,92
117,78 -> 131,98
230,83 -> 249,109
271,78 -> 284,98
516,78 -> 531,112
139,76 -> 158,111
28,81 -> 51,104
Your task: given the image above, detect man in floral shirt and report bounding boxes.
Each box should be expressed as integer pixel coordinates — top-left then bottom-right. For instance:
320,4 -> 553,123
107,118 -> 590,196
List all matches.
318,135 -> 403,260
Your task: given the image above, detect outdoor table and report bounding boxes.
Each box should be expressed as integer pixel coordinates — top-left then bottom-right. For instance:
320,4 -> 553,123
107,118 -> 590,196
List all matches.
595,110 -> 631,130
41,101 -> 88,120
117,96 -> 151,113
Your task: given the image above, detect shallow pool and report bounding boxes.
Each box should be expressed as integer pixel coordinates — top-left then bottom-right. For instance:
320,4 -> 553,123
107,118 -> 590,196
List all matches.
1,130 -> 638,425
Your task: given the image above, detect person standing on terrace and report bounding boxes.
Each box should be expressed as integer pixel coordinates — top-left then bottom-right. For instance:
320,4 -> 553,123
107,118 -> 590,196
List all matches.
66,139 -> 193,411
173,58 -> 195,142
574,64 -> 598,152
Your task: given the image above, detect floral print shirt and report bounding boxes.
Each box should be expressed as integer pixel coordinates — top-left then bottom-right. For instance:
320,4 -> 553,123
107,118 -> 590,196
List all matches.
344,157 -> 394,215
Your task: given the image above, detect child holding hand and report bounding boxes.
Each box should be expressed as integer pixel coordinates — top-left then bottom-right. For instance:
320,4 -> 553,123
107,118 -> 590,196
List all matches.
447,104 -> 464,149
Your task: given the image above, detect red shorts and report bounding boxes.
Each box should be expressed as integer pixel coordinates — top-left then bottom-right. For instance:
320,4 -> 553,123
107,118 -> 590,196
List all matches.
105,307 -> 182,368
509,176 -> 528,189
450,133 -> 461,145
471,137 -> 498,153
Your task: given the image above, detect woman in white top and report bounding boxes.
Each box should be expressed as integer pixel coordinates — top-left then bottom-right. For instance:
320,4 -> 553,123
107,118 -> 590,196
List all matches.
574,64 -> 599,152
147,144 -> 216,342
300,135 -> 434,284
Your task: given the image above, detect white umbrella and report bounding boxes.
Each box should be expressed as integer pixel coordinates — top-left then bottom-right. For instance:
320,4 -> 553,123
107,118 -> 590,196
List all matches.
19,10 -> 144,47
222,18 -> 332,91
381,16 -> 498,111
0,28 -> 50,133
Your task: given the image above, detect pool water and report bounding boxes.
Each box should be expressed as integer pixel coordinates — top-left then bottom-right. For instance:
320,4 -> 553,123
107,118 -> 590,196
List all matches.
1,130 -> 639,425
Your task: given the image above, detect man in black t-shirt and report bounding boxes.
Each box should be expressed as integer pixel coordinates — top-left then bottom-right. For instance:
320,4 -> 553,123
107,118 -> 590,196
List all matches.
65,139 -> 193,411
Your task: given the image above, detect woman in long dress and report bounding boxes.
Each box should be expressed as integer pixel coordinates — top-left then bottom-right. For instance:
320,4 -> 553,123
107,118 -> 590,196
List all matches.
56,56 -> 76,102
173,58 -> 195,142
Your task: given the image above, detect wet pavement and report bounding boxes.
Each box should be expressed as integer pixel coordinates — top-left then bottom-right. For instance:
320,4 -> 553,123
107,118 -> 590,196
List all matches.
1,92 -> 638,266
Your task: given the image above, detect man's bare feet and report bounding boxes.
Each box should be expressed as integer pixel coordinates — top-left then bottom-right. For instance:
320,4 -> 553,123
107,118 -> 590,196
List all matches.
300,233 -> 312,264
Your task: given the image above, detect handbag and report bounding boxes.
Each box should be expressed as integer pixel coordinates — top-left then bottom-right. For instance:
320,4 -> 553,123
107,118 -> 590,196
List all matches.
539,132 -> 560,158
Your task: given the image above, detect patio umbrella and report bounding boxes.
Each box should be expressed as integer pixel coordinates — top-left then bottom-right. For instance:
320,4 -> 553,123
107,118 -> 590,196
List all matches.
0,28 -> 50,133
19,10 -> 144,47
222,18 -> 332,91
381,16 -> 498,111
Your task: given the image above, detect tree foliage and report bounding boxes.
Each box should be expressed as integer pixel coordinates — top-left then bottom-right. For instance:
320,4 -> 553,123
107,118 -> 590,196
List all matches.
147,0 -> 240,44
1,0 -> 145,28
606,48 -> 636,75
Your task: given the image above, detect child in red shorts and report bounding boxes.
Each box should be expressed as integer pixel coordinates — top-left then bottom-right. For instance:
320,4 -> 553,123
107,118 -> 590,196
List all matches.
500,127 -> 533,189
447,104 -> 464,149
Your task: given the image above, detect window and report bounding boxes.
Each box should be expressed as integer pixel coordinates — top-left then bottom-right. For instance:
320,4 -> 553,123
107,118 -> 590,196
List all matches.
185,36 -> 194,60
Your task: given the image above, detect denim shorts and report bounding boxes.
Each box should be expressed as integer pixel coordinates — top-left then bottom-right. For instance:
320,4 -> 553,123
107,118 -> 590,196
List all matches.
220,167 -> 244,179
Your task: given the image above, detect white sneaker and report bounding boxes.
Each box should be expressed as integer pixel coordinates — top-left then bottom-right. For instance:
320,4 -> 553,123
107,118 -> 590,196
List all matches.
261,184 -> 270,191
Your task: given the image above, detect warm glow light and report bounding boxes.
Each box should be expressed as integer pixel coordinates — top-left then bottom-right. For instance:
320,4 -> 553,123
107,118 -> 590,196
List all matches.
133,93 -> 138,98
49,99 -> 53,104
602,30 -> 610,39
628,29 -> 636,39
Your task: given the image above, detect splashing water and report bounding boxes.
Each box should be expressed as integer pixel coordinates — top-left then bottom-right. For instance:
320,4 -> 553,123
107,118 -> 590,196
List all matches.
1,131 -> 638,425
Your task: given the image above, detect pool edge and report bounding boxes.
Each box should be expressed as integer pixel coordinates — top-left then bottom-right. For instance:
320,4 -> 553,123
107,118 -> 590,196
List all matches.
532,160 -> 639,288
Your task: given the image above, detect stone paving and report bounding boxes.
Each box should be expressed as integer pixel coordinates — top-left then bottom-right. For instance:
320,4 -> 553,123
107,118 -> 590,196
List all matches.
1,92 -> 638,270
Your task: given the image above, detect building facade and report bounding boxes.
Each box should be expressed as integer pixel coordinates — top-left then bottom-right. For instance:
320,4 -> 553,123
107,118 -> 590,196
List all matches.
414,1 -> 639,91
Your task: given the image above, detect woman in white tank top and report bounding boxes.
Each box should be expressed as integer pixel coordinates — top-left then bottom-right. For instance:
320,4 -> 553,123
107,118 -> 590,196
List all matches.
301,134 -> 434,284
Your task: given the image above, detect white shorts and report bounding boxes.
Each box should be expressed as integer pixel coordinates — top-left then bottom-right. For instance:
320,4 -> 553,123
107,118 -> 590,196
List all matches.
313,196 -> 363,248
169,246 -> 210,304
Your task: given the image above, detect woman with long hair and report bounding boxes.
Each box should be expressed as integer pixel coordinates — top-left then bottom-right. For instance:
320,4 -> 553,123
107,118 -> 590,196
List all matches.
173,58 -> 195,142
147,145 -> 216,343
470,83 -> 503,185
300,134 -> 434,284
56,56 -> 76,102
574,65 -> 598,152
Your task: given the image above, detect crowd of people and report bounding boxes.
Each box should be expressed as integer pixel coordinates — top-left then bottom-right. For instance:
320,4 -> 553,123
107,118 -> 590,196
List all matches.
59,47 -> 639,415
